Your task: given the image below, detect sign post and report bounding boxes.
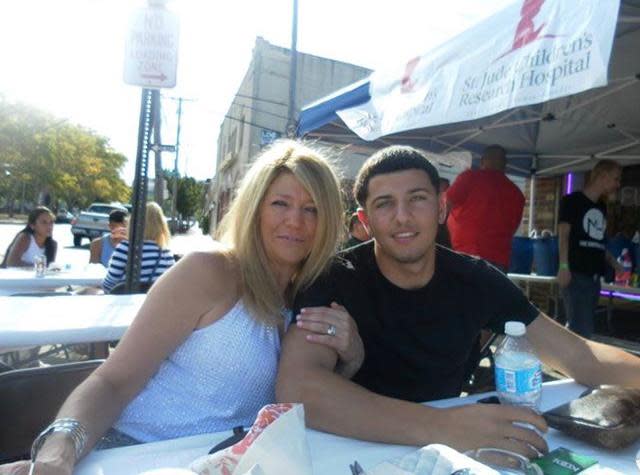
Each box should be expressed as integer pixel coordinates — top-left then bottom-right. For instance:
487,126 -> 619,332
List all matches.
123,0 -> 179,294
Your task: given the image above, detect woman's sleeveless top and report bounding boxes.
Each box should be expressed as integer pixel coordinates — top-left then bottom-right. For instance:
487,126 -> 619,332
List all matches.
114,300 -> 289,442
21,234 -> 44,264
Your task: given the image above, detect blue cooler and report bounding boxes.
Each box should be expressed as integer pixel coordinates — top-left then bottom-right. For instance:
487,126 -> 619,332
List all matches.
509,237 -> 533,274
533,236 -> 559,276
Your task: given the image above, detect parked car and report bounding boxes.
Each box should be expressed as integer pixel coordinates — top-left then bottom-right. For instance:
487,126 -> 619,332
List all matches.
166,217 -> 191,234
70,202 -> 128,247
55,209 -> 75,223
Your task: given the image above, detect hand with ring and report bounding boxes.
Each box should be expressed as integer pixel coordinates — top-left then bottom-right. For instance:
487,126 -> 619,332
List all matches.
295,302 -> 364,378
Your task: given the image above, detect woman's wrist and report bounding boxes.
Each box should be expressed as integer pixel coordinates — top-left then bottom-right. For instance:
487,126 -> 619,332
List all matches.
32,418 -> 88,466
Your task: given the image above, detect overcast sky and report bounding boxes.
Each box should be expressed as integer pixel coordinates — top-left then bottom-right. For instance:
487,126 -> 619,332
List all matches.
0,0 -> 515,183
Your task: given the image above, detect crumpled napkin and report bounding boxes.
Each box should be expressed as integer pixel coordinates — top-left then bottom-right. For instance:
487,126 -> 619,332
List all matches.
189,403 -> 312,475
368,444 -> 500,475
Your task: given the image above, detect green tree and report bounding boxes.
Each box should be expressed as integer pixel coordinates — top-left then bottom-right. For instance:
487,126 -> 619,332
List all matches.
163,171 -> 205,219
0,97 -> 130,213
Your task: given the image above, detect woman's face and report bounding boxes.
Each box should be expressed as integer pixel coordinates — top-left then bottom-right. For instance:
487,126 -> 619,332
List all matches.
30,212 -> 54,239
259,172 -> 318,277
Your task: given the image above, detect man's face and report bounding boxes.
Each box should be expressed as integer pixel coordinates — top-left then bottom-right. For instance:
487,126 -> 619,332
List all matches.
359,169 -> 444,266
603,168 -> 622,197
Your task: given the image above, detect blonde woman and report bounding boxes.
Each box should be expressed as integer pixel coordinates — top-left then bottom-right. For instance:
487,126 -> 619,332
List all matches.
102,202 -> 174,293
6,141 -> 363,475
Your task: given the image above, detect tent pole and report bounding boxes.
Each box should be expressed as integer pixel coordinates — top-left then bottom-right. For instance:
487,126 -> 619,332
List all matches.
528,156 -> 538,236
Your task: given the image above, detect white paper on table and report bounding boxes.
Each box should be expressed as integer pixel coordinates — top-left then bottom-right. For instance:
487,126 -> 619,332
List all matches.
189,404 -> 312,475
368,444 -> 499,475
233,404 -> 311,475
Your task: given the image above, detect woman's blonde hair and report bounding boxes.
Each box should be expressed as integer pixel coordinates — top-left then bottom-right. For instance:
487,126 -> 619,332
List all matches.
216,140 -> 344,325
144,202 -> 171,249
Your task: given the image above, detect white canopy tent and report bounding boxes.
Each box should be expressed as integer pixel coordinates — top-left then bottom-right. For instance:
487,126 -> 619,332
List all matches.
297,0 -> 640,179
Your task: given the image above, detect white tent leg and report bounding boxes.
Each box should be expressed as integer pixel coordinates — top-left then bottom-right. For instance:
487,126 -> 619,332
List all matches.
528,157 -> 538,236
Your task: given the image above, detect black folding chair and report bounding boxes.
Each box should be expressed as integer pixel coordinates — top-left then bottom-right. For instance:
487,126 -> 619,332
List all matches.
0,360 -> 104,463
463,332 -> 500,394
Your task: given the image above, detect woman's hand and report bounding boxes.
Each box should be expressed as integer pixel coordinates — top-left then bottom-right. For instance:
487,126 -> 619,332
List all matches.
295,302 -> 364,378
0,460 -> 71,475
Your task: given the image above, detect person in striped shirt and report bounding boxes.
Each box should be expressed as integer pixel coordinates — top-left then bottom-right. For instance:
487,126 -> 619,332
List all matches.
102,202 -> 174,293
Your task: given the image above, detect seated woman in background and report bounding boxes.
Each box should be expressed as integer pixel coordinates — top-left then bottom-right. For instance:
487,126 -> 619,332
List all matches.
2,141 -> 362,475
89,209 -> 128,267
102,202 -> 174,293
0,206 -> 57,268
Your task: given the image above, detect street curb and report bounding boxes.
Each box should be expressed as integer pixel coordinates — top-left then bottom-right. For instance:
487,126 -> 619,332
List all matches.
0,220 -> 26,225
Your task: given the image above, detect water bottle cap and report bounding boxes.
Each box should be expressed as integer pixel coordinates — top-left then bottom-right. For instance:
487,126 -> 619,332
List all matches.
505,321 -> 526,336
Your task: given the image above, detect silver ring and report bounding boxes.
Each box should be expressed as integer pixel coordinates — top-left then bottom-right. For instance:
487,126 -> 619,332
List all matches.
326,324 -> 337,336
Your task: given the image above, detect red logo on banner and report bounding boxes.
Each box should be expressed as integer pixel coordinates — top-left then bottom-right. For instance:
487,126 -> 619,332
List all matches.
498,0 -> 558,59
401,56 -> 421,93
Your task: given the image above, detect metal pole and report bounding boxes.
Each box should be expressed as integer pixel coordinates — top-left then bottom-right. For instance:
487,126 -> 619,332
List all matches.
286,0 -> 299,137
125,88 -> 156,293
170,97 -> 182,233
528,155 -> 538,236
152,94 -> 164,205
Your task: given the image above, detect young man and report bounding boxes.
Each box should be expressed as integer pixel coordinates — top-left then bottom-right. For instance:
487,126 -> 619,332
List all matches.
447,145 -> 524,271
89,209 -> 128,267
277,146 -> 640,458
558,160 -> 623,338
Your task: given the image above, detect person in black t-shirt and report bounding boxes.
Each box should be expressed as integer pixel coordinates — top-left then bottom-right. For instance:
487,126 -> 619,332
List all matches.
276,146 -> 640,459
295,241 -> 538,403
558,160 -> 623,337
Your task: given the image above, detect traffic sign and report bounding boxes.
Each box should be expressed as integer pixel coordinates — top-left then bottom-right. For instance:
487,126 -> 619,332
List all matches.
124,5 -> 179,89
150,143 -> 176,153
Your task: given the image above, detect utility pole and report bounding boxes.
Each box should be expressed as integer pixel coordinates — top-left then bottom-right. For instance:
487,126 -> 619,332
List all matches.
286,0 -> 299,137
170,97 -> 183,233
152,94 -> 164,205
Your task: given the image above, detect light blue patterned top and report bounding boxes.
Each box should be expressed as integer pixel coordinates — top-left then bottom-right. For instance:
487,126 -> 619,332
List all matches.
114,300 -> 289,442
99,233 -> 115,267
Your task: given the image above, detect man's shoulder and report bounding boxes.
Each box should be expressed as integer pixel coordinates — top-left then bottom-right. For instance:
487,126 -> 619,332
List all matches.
561,191 -> 583,204
437,245 -> 503,282
333,240 -> 375,274
301,241 -> 373,296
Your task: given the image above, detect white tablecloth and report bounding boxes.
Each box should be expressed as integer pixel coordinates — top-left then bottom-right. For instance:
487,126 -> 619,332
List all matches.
75,380 -> 640,474
0,294 -> 145,348
0,264 -> 106,295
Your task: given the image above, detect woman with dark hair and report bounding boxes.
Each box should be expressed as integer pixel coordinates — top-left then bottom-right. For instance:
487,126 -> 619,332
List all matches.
1,207 -> 57,268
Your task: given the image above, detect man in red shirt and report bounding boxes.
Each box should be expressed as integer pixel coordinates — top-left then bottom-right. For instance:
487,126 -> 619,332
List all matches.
447,145 -> 524,271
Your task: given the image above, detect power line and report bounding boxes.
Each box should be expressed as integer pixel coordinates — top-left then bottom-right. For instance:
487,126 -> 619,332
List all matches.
229,100 -> 290,121
234,92 -> 288,107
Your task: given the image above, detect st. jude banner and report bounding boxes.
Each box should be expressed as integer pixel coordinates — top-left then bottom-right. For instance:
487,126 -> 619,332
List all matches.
337,0 -> 620,141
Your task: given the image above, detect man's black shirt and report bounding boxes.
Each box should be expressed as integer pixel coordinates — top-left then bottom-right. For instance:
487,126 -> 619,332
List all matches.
294,242 -> 539,403
558,191 -> 607,276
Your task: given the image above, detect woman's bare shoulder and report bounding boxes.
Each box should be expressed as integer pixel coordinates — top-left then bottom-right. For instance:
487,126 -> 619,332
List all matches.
156,245 -> 240,299
7,232 -> 30,264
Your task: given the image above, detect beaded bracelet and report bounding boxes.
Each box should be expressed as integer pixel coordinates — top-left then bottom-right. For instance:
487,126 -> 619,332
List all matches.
31,418 -> 88,464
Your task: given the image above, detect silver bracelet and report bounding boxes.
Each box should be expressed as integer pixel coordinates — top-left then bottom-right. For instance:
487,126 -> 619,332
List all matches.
31,418 -> 88,463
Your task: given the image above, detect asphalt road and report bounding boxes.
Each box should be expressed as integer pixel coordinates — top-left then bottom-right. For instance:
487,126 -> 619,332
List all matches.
0,223 -> 215,267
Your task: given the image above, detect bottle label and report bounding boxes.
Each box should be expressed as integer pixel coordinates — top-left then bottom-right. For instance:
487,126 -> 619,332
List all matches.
495,363 -> 541,395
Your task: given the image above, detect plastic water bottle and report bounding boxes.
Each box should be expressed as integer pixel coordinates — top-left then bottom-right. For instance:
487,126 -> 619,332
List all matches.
494,321 -> 542,411
615,248 -> 632,286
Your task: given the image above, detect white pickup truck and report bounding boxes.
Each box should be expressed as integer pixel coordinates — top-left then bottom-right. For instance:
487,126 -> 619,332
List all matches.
70,203 -> 128,247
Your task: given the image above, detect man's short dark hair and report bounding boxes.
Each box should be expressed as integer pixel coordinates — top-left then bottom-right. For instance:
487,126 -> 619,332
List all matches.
109,209 -> 127,224
353,146 -> 440,207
